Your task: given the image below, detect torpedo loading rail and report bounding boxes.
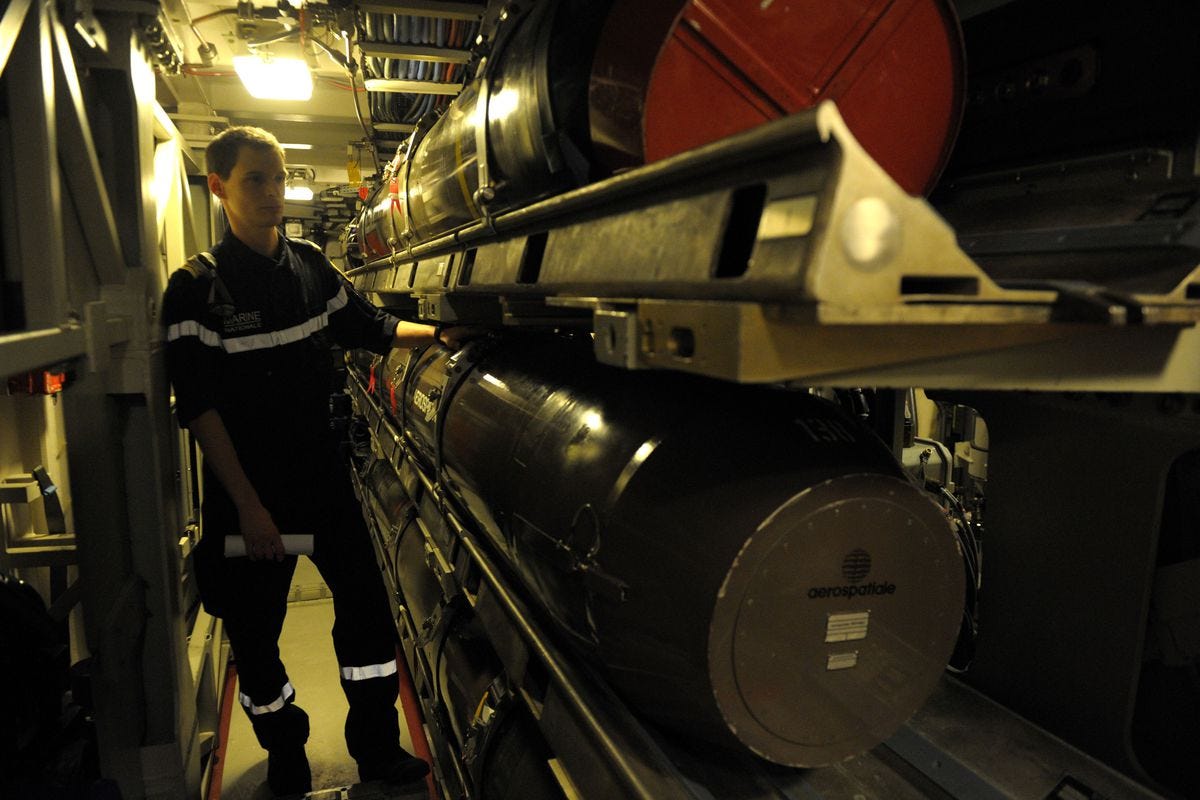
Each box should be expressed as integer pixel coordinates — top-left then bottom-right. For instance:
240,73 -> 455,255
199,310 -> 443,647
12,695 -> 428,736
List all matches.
346,103 -> 1200,392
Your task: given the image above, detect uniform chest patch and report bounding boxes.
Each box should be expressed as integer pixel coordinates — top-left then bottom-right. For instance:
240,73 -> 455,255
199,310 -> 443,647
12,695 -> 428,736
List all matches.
223,310 -> 264,334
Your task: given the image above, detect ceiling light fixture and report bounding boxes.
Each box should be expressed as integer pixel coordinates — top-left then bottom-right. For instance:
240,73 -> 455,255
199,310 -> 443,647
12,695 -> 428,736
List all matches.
285,185 -> 314,201
279,142 -> 313,150
285,166 -> 315,201
284,180 -> 313,201
232,55 -> 313,101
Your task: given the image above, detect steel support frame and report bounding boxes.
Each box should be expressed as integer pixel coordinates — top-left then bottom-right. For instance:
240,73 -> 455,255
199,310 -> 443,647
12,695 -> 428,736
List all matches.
346,103 -> 1200,393
1,4 -> 196,798
6,0 -> 69,329
50,13 -> 126,281
357,1 -> 485,20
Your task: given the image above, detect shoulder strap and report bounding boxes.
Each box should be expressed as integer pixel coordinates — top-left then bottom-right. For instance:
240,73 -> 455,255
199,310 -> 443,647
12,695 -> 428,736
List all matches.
291,237 -> 324,254
185,251 -> 236,318
180,251 -> 215,279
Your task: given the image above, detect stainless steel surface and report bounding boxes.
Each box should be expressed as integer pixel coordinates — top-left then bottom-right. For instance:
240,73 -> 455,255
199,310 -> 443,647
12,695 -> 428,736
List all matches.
342,101 -> 1200,391
363,78 -> 465,95
52,16 -> 126,282
896,678 -> 1169,800
709,474 -> 962,766
0,326 -> 88,376
0,0 -> 34,76
349,333 -> 966,769
357,1 -> 485,21
358,42 -> 472,63
9,0 -> 68,329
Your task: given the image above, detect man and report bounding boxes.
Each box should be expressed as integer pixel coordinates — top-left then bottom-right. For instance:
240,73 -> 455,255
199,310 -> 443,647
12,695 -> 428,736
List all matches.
162,126 -> 439,796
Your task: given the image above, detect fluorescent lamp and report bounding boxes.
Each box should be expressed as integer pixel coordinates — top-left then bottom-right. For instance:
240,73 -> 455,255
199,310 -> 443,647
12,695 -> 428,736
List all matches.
232,55 -> 313,101
279,142 -> 313,150
285,184 -> 313,201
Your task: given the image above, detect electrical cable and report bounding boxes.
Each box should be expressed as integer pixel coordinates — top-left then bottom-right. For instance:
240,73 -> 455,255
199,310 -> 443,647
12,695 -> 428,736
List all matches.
310,34 -> 345,68
914,436 -> 955,488
934,484 -> 980,677
178,0 -> 216,58
182,65 -> 235,77
907,388 -> 919,438
939,485 -> 980,586
335,41 -> 378,173
243,11 -> 299,48
190,7 -> 237,25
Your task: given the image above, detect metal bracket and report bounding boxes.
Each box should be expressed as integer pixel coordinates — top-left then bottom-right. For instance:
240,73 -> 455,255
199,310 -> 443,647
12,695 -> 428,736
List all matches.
593,308 -> 640,369
461,675 -> 515,778
82,300 -> 112,373
0,472 -> 77,567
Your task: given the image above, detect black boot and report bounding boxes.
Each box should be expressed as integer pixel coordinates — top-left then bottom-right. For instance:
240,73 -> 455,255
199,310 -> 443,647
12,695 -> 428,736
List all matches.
251,703 -> 313,797
343,677 -> 429,785
358,750 -> 430,785
267,745 -> 312,797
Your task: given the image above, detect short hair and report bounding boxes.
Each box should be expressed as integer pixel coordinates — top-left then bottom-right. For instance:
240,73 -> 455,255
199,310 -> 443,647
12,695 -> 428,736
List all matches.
205,126 -> 285,179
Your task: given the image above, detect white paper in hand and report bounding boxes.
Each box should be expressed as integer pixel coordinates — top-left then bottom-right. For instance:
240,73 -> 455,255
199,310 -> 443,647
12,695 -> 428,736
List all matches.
223,534 -> 314,557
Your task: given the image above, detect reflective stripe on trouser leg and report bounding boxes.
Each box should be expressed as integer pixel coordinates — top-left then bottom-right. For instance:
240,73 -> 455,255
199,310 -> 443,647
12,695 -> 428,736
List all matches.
341,659 -> 398,682
238,680 -> 310,751
341,663 -> 402,767
240,680 -> 296,715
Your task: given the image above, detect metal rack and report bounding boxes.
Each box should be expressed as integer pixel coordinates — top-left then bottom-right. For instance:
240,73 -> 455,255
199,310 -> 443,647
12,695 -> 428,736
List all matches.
339,97 -> 1200,797
346,102 -> 1200,392
344,361 -> 1172,800
357,1 -> 484,147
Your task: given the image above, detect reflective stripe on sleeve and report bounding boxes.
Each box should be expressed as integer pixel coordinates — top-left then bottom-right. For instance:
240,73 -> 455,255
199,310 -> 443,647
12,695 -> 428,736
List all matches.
166,320 -> 222,347
164,287 -> 349,353
239,681 -> 295,715
340,659 -> 398,682
327,286 -> 349,313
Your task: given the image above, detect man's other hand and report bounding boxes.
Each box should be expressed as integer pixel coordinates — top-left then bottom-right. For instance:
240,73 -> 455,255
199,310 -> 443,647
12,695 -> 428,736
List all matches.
438,325 -> 489,349
239,502 -> 286,561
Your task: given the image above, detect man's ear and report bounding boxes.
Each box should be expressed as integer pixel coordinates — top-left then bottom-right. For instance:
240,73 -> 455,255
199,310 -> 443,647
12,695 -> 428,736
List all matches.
207,172 -> 224,198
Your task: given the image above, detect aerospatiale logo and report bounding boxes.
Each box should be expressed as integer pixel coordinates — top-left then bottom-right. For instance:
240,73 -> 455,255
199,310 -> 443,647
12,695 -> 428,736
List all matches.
842,549 -> 872,583
808,548 -> 896,599
413,388 -> 439,422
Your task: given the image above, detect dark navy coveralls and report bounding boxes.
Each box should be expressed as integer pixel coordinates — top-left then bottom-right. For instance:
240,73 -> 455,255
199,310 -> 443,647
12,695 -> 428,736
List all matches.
161,231 -> 405,772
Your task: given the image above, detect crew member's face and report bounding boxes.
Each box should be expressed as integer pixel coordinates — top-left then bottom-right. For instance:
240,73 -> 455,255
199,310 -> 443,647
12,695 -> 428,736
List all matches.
208,145 -> 286,232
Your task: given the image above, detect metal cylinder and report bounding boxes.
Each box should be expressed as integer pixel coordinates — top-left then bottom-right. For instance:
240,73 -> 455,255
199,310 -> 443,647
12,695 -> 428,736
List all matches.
386,333 -> 965,766
360,451 -> 563,798
353,0 -> 966,258
355,0 -> 612,251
